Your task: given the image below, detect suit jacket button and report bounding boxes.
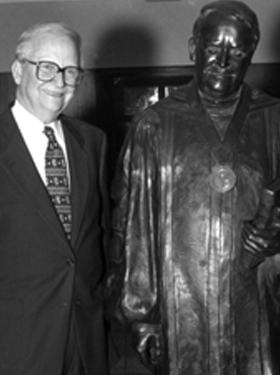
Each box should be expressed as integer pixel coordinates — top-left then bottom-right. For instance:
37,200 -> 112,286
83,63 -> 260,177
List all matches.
67,258 -> 74,266
62,302 -> 69,307
75,299 -> 81,306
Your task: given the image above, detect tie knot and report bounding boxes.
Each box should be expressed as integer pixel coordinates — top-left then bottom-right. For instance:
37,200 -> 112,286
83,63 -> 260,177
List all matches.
44,126 -> 55,141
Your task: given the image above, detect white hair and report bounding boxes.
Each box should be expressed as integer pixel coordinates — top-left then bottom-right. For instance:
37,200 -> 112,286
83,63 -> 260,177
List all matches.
15,22 -> 82,65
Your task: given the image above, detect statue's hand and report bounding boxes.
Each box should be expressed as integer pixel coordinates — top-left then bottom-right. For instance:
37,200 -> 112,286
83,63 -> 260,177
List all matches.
242,207 -> 280,263
132,323 -> 163,368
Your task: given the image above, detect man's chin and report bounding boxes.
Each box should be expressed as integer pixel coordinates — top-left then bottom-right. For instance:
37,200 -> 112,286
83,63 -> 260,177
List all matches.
44,97 -> 66,113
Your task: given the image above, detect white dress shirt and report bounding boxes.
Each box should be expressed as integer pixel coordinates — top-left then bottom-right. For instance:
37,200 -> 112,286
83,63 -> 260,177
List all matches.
11,100 -> 71,187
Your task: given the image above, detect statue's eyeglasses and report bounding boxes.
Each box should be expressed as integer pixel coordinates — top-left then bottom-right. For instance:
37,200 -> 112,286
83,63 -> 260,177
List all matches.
21,58 -> 83,87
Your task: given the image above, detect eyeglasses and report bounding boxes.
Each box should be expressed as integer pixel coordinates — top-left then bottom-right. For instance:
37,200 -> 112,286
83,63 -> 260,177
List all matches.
21,58 -> 83,87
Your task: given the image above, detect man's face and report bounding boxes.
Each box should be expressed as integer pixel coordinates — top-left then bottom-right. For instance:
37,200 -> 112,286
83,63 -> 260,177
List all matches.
190,12 -> 256,100
12,33 -> 79,123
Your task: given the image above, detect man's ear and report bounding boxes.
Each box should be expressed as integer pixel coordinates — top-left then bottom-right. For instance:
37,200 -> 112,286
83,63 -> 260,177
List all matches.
11,60 -> 23,85
188,37 -> 196,62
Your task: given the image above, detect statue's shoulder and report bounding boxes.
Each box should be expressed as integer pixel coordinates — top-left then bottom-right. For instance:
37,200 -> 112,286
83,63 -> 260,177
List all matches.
133,81 -> 196,133
133,87 -> 187,123
249,87 -> 280,112
151,82 -> 196,115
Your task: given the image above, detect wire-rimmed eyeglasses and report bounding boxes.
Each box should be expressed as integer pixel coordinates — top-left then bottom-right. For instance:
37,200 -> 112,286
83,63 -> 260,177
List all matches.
21,58 -> 84,87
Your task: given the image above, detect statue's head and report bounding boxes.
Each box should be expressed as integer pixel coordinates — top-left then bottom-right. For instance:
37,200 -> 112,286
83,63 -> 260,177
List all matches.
189,0 -> 260,101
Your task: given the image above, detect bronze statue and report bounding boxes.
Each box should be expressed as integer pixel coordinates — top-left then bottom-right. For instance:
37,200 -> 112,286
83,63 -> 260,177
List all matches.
108,1 -> 280,374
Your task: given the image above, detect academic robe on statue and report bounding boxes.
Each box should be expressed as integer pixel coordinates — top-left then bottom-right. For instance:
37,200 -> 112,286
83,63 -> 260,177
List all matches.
109,81 -> 280,375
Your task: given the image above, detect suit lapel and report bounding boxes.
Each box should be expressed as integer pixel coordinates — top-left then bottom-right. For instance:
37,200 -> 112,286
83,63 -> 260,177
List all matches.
62,117 -> 89,249
0,110 -> 71,247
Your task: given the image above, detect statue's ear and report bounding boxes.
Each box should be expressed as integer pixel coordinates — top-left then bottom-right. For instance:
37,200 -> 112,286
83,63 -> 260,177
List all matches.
188,37 -> 196,62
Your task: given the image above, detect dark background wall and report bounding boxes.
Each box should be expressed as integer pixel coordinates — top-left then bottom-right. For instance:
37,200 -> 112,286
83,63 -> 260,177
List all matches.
0,0 -> 280,71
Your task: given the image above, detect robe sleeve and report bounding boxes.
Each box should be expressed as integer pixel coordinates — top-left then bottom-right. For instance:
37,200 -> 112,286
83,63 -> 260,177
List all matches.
107,108 -> 161,325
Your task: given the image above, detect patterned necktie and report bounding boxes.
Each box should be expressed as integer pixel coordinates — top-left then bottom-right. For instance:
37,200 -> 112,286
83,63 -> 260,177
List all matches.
44,125 -> 72,240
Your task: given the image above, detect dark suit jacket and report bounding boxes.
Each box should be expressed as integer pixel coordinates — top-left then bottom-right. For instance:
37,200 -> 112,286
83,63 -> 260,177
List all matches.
0,108 -> 110,375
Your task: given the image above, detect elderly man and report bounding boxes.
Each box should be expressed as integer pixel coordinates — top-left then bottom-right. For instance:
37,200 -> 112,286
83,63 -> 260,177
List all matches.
108,1 -> 280,375
0,23 -> 109,375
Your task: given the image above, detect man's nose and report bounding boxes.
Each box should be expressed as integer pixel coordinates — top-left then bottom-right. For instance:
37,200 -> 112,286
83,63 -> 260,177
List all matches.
54,71 -> 65,87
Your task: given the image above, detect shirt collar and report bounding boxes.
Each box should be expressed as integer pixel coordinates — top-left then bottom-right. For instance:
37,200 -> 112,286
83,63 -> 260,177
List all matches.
12,100 -> 45,134
11,100 -> 63,139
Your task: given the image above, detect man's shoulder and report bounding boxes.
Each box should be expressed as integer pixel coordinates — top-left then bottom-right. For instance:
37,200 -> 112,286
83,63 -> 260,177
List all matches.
0,106 -> 14,122
61,115 -> 106,141
60,115 -> 107,159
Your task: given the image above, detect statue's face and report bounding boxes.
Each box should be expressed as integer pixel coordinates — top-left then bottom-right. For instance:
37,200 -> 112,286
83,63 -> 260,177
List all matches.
191,12 -> 256,100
